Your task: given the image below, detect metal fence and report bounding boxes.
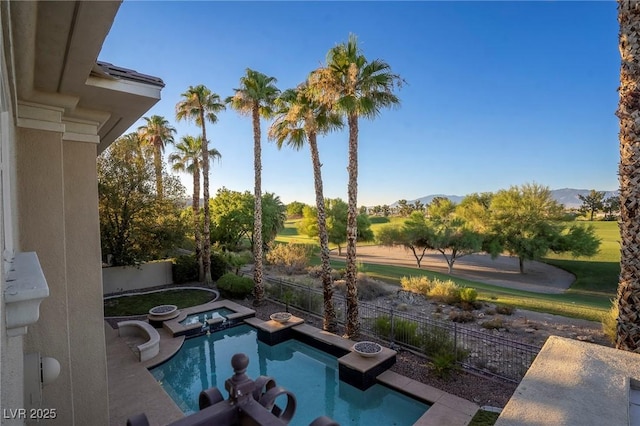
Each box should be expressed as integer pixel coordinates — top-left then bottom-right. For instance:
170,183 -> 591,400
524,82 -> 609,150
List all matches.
264,276 -> 540,383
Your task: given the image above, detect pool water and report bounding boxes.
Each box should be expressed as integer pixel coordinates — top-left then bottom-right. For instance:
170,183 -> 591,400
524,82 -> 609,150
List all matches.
151,324 -> 429,425
179,307 -> 234,326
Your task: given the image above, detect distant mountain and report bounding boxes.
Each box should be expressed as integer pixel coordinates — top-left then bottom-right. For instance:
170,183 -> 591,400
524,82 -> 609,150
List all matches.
390,188 -> 618,210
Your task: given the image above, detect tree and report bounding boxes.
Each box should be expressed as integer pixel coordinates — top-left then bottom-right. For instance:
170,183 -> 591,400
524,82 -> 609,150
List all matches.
428,217 -> 483,274
298,198 -> 375,256
378,212 -> 432,268
616,1 -> 640,352
286,201 -> 307,218
603,196 -> 621,220
98,134 -> 186,266
578,189 -> 605,221
227,69 -> 280,305
269,84 -> 343,332
169,135 -> 221,280
428,197 -> 457,219
311,34 -> 403,338
396,199 -> 412,217
137,115 -> 176,198
210,188 -> 286,253
489,183 -> 600,273
176,85 -> 226,285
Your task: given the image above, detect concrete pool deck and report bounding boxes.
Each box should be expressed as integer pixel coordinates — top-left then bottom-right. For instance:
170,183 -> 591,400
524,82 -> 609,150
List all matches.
106,314 -> 479,425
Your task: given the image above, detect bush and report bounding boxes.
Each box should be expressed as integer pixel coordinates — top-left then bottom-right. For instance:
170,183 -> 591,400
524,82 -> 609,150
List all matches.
429,279 -> 461,304
210,252 -> 230,281
372,316 -> 421,347
172,255 -> 198,283
356,273 -> 391,300
421,326 -> 468,362
459,287 -> 478,303
224,250 -> 253,275
265,243 -> 313,274
602,299 -> 618,344
495,305 -> 515,315
400,276 -> 432,296
430,351 -> 459,378
481,317 -> 505,330
216,273 -> 254,299
449,311 -> 475,323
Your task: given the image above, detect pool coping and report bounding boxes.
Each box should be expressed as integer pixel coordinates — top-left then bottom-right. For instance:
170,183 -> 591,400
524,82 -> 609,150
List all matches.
106,301 -> 479,426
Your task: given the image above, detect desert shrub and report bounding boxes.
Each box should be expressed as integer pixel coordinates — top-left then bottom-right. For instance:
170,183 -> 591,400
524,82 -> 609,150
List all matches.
265,243 -> 313,274
356,273 -> 391,301
430,351 -> 459,378
372,316 -> 421,346
421,327 -> 468,362
307,265 -> 323,278
459,287 -> 478,303
400,276 -> 432,296
429,279 -> 461,304
481,317 -> 505,330
484,308 -> 496,316
210,252 -> 230,281
331,269 -> 343,280
449,311 -> 475,323
172,254 -> 198,283
216,273 -> 254,299
495,305 -> 515,315
602,299 -> 618,344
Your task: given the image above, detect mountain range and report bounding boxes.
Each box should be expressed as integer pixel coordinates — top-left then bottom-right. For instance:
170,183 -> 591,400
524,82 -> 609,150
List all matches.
392,188 -> 618,210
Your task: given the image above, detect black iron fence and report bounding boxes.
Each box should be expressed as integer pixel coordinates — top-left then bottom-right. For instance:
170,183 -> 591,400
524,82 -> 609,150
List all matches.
264,276 -> 539,383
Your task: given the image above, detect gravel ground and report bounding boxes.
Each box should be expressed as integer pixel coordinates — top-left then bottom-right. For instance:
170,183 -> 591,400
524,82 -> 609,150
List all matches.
234,297 -> 518,409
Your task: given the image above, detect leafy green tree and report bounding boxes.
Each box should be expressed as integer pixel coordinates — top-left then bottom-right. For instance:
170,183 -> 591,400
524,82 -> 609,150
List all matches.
210,188 -> 286,252
269,84 -> 342,332
396,199 -> 412,217
227,69 -> 281,305
603,196 -> 620,220
286,201 -> 307,218
428,217 -> 483,274
169,135 -> 221,280
456,192 -> 494,233
176,85 -> 226,285
137,115 -> 176,198
311,34 -> 403,338
428,197 -> 456,218
489,183 -> 600,273
99,134 -> 187,266
578,189 -> 605,221
299,199 -> 374,256
378,212 -> 432,268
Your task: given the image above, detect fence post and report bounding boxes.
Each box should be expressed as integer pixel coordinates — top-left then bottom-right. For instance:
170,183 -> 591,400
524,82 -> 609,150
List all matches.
453,322 -> 458,361
307,286 -> 311,313
390,308 -> 395,345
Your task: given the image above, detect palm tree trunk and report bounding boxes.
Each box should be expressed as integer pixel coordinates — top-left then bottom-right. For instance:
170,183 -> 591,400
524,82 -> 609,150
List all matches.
345,113 -> 360,338
200,112 -> 213,286
252,105 -> 265,305
193,163 -> 204,281
309,131 -> 337,332
616,0 -> 640,352
153,143 -> 164,199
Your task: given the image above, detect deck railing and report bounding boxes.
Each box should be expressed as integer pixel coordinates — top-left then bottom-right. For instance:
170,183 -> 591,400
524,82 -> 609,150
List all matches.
264,276 -> 539,383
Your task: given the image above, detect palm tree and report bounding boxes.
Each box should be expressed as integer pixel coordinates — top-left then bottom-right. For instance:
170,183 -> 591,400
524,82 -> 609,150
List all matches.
176,85 -> 226,285
137,115 -> 176,198
169,135 -> 221,281
311,34 -> 402,337
227,69 -> 280,305
269,84 -> 342,332
616,1 -> 640,352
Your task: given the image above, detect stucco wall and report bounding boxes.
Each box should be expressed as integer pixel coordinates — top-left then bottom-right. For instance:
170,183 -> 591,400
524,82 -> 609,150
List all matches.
17,128 -> 109,425
102,261 -> 174,295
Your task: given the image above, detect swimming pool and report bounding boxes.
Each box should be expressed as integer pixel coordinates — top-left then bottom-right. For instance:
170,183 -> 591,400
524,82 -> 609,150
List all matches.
151,324 -> 429,425
179,307 -> 234,326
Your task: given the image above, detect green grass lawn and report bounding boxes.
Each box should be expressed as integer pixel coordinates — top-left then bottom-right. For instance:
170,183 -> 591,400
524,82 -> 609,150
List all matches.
280,217 -> 620,322
104,289 -> 216,316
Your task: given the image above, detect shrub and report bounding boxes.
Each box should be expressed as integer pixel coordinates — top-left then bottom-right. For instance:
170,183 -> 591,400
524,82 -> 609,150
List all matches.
210,252 -> 230,281
356,273 -> 391,301
372,315 -> 421,347
449,311 -> 475,323
495,305 -> 515,315
224,250 -> 253,275
216,273 -> 254,299
400,276 -> 432,296
430,351 -> 459,378
421,327 -> 468,362
172,254 -> 198,283
481,317 -> 505,330
429,279 -> 461,304
307,265 -> 323,278
265,243 -> 313,274
459,287 -> 478,303
602,299 -> 618,344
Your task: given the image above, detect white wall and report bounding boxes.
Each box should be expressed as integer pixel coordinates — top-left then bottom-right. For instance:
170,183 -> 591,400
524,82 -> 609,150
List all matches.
102,261 -> 173,295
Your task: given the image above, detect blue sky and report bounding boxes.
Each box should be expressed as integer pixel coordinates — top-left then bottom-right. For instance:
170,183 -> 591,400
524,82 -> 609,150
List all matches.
100,1 -> 619,207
